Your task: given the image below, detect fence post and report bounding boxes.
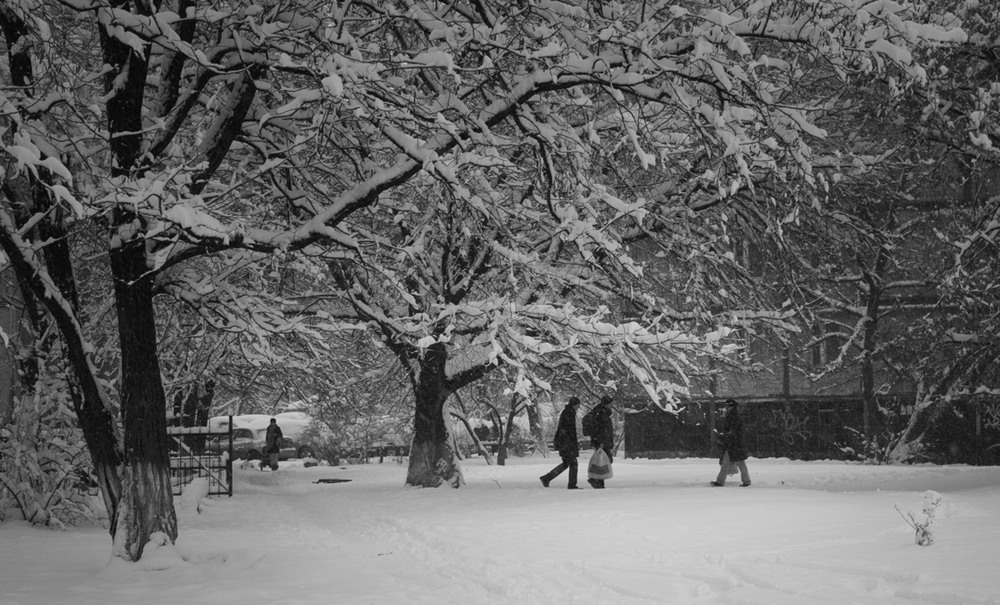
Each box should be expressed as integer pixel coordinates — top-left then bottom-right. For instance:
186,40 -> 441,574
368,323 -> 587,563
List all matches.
227,415 -> 233,496
708,400 -> 717,456
975,399 -> 982,467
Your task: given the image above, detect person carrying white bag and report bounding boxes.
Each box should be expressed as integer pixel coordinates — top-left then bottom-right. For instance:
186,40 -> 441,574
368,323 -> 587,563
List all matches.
588,447 -> 613,485
583,395 -> 615,488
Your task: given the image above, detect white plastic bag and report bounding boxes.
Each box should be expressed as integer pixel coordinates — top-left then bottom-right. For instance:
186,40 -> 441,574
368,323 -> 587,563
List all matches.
588,448 -> 613,480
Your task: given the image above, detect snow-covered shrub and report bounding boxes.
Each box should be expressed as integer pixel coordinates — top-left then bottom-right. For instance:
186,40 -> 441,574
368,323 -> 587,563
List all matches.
895,490 -> 943,546
298,413 -> 411,464
0,376 -> 105,528
296,424 -> 348,464
178,477 -> 210,515
843,425 -> 907,465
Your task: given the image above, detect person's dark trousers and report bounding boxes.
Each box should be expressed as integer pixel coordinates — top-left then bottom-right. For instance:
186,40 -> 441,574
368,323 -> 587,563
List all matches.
541,454 -> 578,488
260,451 -> 278,471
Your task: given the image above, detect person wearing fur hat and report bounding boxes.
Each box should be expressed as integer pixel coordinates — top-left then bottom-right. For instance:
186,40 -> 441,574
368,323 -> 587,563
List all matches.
711,399 -> 751,487
540,397 -> 582,489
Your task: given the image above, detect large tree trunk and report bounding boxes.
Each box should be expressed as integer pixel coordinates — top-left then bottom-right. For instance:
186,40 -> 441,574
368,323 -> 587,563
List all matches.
99,2 -> 178,560
109,238 -> 178,560
406,343 -> 463,487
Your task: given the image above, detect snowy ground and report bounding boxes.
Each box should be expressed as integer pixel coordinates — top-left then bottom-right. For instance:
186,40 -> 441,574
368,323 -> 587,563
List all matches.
2,454 -> 999,605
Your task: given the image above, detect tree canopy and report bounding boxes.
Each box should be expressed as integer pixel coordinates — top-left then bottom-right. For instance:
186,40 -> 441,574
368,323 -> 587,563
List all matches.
0,0 -> 977,558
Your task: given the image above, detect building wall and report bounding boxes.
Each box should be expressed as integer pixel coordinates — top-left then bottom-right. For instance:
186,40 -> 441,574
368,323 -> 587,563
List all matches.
624,396 -> 1000,465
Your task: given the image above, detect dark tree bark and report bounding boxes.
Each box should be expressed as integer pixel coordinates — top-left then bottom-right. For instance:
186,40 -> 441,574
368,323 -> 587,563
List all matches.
198,380 -> 214,427
175,381 -> 214,451
0,270 -> 18,424
100,6 -> 178,560
406,343 -> 463,487
859,243 -> 889,441
108,232 -> 178,558
525,400 -> 546,457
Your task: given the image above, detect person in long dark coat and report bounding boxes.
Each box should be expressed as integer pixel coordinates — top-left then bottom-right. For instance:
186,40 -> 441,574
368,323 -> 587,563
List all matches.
540,397 -> 582,489
711,399 -> 751,486
587,395 -> 615,488
261,418 -> 283,471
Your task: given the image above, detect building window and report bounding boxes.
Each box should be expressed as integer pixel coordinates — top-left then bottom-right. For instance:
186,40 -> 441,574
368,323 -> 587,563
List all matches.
810,322 -> 846,367
824,322 -> 845,364
811,324 -> 823,366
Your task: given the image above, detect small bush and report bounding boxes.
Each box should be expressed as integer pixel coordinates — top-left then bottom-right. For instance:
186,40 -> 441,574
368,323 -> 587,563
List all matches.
895,490 -> 943,546
843,425 -> 906,465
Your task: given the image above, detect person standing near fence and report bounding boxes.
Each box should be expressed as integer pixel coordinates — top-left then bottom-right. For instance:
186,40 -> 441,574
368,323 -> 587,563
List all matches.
586,395 -> 615,489
540,397 -> 582,489
711,399 -> 751,487
261,418 -> 283,471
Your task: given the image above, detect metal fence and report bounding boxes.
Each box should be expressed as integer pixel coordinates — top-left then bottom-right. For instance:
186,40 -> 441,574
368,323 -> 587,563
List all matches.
167,423 -> 232,497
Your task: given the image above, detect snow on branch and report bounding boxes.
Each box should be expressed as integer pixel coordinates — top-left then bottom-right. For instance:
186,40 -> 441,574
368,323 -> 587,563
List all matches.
0,210 -> 115,417
895,491 -> 943,546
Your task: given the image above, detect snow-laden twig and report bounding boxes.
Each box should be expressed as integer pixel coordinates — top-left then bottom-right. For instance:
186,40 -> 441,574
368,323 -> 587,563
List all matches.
895,490 -> 942,546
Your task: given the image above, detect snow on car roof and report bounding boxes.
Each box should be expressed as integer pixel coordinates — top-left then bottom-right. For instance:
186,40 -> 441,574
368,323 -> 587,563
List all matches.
208,413 -> 314,440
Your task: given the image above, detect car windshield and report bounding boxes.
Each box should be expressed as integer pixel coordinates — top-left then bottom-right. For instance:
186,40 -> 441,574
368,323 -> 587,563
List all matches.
233,428 -> 254,439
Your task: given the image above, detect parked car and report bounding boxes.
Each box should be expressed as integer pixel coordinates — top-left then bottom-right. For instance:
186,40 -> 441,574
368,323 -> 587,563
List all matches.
207,427 -> 316,461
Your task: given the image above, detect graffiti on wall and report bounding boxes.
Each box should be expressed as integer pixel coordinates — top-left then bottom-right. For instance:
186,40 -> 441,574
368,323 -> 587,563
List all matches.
625,397 -> 1000,463
983,403 -> 1000,456
983,403 -> 1000,433
760,409 -> 812,446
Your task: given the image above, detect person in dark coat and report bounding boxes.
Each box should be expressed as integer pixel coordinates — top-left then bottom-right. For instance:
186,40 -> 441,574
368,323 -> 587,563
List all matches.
711,399 -> 751,486
473,423 -> 490,442
587,395 -> 615,488
261,418 -> 283,471
540,397 -> 582,489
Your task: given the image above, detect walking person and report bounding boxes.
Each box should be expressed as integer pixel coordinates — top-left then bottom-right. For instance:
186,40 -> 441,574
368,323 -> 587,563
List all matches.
586,395 -> 615,489
711,399 -> 751,487
540,397 -> 582,489
261,417 -> 283,471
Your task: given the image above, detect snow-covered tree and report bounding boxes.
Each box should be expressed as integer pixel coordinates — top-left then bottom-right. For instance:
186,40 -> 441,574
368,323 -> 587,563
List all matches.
881,1 -> 1000,462
690,1 -> 1000,463
0,0 -> 970,554
288,2 -> 963,485
769,112 -> 970,450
